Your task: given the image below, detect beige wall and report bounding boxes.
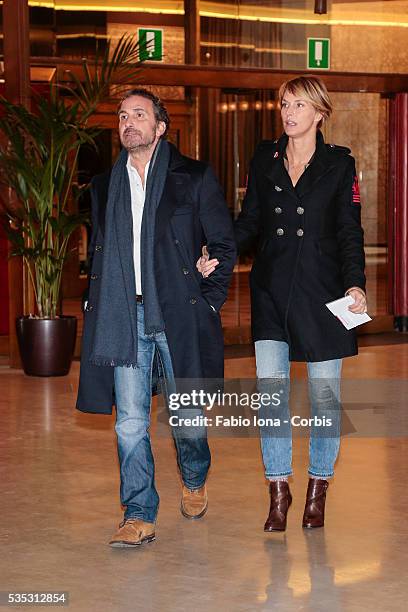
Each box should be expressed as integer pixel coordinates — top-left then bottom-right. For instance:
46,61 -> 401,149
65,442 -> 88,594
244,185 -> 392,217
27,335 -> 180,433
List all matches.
322,93 -> 388,246
331,24 -> 408,74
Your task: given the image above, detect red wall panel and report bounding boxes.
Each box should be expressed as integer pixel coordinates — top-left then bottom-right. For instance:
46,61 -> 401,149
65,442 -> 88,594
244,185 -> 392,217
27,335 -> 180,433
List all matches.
0,226 -> 9,335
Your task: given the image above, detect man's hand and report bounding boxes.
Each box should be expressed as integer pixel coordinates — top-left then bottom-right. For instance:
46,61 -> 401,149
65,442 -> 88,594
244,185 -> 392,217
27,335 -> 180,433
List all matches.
196,245 -> 219,278
346,287 -> 367,314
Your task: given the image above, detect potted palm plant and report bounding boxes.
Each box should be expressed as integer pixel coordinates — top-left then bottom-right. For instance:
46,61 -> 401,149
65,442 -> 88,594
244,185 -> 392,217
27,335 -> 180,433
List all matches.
0,35 -> 143,376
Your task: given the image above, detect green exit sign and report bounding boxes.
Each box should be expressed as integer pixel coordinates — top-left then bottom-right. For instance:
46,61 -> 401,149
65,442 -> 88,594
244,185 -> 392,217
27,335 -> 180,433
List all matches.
138,28 -> 163,62
307,38 -> 330,70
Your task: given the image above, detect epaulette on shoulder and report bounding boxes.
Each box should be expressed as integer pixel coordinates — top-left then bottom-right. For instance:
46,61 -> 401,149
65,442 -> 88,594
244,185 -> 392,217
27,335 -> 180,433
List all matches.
327,143 -> 351,155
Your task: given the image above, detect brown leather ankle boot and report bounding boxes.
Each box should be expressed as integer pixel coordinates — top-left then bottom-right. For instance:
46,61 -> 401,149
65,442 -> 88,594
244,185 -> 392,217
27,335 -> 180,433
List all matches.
264,480 -> 292,532
302,478 -> 329,529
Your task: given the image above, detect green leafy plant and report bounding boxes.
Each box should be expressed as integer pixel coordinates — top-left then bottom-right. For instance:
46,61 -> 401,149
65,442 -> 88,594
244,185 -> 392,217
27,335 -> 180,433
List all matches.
0,34 -> 142,318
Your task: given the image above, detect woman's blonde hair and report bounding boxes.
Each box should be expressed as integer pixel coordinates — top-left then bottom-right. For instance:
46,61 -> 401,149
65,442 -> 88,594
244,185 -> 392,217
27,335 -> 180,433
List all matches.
278,75 -> 333,129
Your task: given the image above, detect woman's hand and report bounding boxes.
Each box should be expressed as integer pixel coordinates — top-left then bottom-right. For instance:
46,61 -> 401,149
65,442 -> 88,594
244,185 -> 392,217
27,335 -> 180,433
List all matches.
346,287 -> 367,314
196,245 -> 219,278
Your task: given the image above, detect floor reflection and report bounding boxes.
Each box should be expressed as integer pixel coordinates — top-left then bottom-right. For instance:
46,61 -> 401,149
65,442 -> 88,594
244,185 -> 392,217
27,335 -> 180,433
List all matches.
1,338 -> 408,611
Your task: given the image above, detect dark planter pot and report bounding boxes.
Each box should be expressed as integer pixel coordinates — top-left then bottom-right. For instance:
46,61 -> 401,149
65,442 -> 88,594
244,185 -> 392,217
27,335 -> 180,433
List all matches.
16,316 -> 77,377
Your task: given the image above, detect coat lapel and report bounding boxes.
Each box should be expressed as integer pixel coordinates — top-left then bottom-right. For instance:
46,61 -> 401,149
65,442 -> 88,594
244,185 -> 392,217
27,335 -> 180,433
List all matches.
265,159 -> 297,200
264,130 -> 335,201
93,171 -> 111,237
264,133 -> 298,201
294,131 -> 334,198
155,143 -> 192,242
98,144 -> 190,244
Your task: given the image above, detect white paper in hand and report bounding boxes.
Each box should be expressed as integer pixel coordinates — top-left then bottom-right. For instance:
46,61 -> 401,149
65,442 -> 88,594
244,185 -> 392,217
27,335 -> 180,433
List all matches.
325,295 -> 372,330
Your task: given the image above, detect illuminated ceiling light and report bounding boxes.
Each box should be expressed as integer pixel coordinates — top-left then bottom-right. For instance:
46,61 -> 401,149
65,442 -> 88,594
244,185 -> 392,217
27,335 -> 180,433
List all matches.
314,0 -> 327,15
28,1 -> 185,13
200,8 -> 408,28
266,101 -> 275,110
254,101 -> 262,111
26,1 -> 408,28
201,12 -> 408,27
239,101 -> 249,111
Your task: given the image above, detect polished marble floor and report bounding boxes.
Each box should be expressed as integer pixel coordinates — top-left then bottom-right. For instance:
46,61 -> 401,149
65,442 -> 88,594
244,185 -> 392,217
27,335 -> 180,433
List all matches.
1,338 -> 408,611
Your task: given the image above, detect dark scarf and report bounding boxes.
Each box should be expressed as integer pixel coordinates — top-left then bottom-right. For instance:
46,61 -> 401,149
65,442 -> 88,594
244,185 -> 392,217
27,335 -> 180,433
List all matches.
90,139 -> 170,367
141,139 -> 169,334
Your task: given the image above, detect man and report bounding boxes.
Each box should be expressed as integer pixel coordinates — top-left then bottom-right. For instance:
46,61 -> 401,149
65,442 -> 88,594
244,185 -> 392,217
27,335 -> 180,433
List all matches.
76,89 -> 236,547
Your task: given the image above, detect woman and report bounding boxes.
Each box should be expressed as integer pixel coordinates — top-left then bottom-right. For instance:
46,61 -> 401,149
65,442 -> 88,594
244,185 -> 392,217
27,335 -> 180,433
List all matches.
198,76 -> 366,531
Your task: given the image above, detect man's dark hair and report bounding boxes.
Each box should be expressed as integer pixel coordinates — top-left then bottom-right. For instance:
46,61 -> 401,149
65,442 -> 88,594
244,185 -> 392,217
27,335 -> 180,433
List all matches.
118,88 -> 170,138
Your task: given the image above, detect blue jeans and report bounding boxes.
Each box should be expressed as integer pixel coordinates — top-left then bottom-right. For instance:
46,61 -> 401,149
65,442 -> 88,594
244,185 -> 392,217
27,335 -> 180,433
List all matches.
255,340 -> 342,479
114,303 -> 211,523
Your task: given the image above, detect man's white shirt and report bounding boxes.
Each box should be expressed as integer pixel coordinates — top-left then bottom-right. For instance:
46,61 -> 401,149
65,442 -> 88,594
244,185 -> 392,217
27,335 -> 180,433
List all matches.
127,155 -> 150,295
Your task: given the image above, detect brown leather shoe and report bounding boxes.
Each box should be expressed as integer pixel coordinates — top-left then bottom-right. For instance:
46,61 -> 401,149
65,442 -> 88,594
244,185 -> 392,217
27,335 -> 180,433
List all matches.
302,478 -> 329,529
109,518 -> 155,547
181,484 -> 208,519
264,480 -> 292,532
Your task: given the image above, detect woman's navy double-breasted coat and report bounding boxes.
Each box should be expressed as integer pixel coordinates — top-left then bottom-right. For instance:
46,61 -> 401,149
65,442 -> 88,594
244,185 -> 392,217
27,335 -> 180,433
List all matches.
234,130 -> 366,362
76,143 -> 236,414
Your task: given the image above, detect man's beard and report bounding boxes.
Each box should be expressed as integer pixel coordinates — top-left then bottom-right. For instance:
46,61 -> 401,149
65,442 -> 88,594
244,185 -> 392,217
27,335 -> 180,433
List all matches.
121,127 -> 156,152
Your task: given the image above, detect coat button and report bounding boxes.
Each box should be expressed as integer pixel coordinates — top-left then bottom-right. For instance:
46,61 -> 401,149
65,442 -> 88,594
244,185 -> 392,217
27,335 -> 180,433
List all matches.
182,268 -> 189,275
276,228 -> 284,236
297,229 -> 304,237
90,274 -> 98,280
190,298 -> 197,305
297,206 -> 304,215
274,206 -> 282,214
95,245 -> 102,252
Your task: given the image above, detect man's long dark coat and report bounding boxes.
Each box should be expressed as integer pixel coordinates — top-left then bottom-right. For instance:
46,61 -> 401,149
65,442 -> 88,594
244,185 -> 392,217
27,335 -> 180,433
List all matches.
76,143 -> 236,414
